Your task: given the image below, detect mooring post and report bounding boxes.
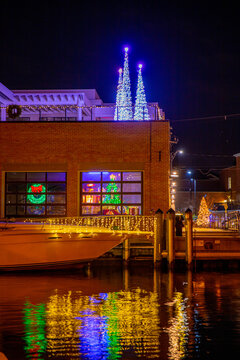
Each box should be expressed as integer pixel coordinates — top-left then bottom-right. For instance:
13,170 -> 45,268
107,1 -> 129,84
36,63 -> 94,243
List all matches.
154,209 -> 164,265
166,208 -> 175,268
123,238 -> 130,262
185,208 -> 193,266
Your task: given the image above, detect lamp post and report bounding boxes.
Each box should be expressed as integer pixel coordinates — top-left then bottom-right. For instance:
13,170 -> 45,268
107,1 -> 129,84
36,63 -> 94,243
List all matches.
187,170 -> 197,214
191,178 -> 197,214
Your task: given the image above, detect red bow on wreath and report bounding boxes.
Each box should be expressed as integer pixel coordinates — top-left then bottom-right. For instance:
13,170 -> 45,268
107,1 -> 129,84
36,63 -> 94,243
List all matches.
31,185 -> 43,193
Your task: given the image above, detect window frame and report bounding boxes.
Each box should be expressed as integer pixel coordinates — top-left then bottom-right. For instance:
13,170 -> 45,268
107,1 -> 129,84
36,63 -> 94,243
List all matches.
80,171 -> 143,215
5,172 -> 67,217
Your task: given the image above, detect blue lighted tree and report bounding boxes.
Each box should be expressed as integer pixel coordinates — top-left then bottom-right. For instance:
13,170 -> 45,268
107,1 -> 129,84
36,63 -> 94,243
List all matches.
114,68 -> 123,121
134,64 -> 150,121
121,47 -> 133,121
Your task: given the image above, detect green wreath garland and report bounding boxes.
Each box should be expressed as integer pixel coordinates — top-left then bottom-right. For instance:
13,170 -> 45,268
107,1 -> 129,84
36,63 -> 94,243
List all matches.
27,184 -> 46,204
7,105 -> 22,119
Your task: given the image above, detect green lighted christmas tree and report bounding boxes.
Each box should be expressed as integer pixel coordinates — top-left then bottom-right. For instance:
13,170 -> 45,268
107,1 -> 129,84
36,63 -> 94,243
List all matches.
102,182 -> 121,204
134,64 -> 150,120
196,196 -> 210,227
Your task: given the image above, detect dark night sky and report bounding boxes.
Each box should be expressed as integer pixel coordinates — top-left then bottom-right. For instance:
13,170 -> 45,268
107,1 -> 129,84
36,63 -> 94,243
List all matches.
1,0 -> 240,163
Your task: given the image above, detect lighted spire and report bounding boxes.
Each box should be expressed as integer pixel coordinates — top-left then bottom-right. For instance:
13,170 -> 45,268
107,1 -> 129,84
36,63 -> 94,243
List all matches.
121,47 -> 133,120
134,64 -> 150,121
114,68 -> 123,121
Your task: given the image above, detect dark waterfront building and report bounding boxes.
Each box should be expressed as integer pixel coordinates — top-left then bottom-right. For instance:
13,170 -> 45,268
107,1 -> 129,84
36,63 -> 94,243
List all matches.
0,82 -> 170,218
173,154 -> 240,215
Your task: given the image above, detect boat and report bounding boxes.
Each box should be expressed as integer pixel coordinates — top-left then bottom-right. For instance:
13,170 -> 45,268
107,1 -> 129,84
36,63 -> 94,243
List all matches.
0,220 -> 126,271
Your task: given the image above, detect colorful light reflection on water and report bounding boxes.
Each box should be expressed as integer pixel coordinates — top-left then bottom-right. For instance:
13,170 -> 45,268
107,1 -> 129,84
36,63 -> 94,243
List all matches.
45,289 -> 162,359
1,268 -> 240,359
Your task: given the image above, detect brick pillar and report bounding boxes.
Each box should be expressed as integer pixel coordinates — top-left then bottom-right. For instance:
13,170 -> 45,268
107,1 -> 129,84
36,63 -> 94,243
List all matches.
67,166 -> 79,216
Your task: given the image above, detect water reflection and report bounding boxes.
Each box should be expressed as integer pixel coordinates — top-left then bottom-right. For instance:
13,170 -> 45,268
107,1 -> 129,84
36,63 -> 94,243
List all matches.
23,301 -> 47,359
46,289 -> 160,359
20,271 -> 194,359
166,292 -> 189,359
1,267 -> 240,359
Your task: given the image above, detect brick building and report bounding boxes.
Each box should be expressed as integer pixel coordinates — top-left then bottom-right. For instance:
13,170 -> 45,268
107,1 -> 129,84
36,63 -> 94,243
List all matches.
173,154 -> 240,215
220,153 -> 240,203
0,83 -> 170,218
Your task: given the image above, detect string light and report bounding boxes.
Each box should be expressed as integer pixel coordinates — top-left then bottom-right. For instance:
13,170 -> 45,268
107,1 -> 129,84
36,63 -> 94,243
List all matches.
29,216 -> 155,236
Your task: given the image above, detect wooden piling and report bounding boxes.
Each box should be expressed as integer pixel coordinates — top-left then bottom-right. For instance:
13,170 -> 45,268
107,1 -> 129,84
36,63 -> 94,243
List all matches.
166,208 -> 175,267
154,209 -> 164,264
185,208 -> 193,266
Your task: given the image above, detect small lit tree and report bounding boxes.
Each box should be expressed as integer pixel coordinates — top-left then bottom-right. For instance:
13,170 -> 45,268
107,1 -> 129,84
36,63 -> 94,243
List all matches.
114,68 -> 123,121
196,196 -> 210,227
121,47 -> 133,120
134,64 -> 150,120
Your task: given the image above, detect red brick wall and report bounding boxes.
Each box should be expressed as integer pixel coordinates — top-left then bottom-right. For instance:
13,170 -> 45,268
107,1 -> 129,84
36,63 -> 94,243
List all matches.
0,121 -> 170,217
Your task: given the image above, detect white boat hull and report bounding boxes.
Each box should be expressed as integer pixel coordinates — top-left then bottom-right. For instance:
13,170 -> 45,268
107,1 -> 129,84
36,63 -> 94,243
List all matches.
0,223 -> 125,270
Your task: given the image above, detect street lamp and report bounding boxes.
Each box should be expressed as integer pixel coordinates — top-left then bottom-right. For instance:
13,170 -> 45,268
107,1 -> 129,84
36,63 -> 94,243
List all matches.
170,149 -> 184,171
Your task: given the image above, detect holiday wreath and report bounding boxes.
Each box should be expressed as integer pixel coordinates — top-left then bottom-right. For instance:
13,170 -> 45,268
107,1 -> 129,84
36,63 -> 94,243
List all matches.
7,105 -> 22,119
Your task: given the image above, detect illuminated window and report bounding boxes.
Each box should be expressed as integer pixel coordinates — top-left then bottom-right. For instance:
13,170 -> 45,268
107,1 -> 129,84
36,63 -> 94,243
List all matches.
5,172 -> 67,217
82,195 -> 101,204
81,171 -> 142,215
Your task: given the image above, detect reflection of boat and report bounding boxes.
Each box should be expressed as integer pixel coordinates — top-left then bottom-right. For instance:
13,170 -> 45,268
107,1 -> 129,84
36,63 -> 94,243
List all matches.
0,221 -> 125,271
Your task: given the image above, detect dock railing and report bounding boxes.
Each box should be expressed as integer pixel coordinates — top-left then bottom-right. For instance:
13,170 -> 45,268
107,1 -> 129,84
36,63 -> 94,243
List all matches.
41,215 -> 155,235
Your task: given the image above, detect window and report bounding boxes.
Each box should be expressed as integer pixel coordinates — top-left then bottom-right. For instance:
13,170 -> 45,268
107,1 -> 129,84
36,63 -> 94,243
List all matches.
5,172 -> 67,217
80,171 -> 142,215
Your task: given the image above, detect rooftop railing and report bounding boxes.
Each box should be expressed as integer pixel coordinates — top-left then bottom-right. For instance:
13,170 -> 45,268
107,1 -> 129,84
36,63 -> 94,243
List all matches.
1,105 -> 164,122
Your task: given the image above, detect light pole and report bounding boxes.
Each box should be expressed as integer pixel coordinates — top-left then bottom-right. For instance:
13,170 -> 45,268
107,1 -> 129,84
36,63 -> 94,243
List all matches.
187,170 -> 197,214
191,178 -> 197,214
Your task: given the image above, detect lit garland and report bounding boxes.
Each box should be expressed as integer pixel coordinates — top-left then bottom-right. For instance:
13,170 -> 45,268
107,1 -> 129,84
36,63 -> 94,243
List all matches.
1,104 -> 163,120
27,183 -> 46,204
29,215 -> 155,236
134,64 -> 150,121
0,104 -> 160,110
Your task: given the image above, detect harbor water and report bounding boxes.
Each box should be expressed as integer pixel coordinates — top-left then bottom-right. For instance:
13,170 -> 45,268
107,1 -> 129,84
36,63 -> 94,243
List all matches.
0,262 -> 240,359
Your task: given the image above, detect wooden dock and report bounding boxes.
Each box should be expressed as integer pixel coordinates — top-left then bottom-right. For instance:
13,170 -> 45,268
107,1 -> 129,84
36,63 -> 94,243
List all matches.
103,222 -> 240,264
